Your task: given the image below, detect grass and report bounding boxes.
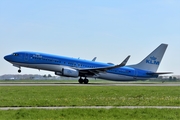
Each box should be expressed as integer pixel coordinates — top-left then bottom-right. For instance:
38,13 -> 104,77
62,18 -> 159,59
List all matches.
0,86 -> 180,119
0,86 -> 179,107
0,108 -> 180,120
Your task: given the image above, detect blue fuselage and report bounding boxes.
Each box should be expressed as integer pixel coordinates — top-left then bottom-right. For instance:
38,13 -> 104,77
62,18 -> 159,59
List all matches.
4,51 -> 157,81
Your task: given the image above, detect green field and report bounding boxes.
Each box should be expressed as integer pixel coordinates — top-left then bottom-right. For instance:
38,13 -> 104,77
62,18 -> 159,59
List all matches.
0,85 -> 180,119
0,86 -> 180,106
0,108 -> 180,120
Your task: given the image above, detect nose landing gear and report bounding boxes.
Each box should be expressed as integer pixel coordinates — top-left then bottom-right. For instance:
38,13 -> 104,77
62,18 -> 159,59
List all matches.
18,69 -> 21,73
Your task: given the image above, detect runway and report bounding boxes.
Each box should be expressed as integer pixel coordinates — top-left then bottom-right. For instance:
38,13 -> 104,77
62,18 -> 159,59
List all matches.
0,82 -> 180,86
0,106 -> 180,110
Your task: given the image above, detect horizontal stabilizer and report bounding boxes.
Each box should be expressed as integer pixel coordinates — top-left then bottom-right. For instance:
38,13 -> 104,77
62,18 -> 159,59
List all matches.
147,72 -> 173,75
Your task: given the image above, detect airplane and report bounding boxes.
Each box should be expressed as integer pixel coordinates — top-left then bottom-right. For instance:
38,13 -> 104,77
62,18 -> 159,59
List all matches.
4,43 -> 172,84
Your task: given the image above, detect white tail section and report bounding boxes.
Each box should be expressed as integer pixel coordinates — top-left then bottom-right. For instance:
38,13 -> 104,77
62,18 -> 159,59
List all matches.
129,44 -> 168,72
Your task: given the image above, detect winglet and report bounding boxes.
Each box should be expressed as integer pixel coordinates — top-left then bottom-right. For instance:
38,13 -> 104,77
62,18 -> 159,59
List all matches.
102,55 -> 131,70
92,57 -> 97,61
120,55 -> 130,66
109,55 -> 131,69
78,55 -> 131,72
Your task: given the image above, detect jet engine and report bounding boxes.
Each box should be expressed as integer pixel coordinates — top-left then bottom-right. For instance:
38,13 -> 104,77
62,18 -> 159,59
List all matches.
55,68 -> 79,77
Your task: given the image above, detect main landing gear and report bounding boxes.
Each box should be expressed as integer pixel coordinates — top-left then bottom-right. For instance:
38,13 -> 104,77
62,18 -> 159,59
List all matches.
78,77 -> 89,84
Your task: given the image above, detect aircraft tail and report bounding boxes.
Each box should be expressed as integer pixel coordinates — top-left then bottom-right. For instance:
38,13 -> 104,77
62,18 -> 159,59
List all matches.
128,44 -> 168,72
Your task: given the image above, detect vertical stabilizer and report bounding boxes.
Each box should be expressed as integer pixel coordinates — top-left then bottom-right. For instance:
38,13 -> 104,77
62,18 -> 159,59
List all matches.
129,44 -> 168,72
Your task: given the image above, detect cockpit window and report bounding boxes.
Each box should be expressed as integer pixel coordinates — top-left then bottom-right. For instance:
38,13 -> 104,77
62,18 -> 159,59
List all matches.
13,53 -> 19,56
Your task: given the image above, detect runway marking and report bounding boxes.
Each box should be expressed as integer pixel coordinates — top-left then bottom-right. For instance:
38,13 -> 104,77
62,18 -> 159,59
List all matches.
0,106 -> 180,110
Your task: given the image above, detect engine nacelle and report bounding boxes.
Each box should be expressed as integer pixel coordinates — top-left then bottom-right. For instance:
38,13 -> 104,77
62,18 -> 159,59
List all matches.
55,68 -> 79,77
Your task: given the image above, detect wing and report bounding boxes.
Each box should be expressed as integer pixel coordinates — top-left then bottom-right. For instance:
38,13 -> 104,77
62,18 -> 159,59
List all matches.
78,55 -> 130,76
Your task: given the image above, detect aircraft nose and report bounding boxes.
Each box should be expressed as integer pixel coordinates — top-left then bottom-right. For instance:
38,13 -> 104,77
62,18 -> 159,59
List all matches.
4,55 -> 11,61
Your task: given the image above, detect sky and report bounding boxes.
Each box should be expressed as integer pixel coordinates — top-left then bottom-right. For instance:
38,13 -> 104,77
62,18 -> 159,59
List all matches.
0,0 -> 180,76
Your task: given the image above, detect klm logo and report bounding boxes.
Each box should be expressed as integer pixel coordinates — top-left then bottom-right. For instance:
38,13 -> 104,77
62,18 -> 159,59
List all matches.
146,56 -> 160,65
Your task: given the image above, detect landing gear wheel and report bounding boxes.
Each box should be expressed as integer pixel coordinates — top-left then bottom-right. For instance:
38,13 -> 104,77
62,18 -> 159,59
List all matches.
78,78 -> 84,84
84,79 -> 89,84
18,69 -> 21,73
